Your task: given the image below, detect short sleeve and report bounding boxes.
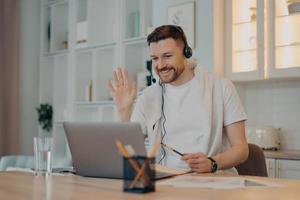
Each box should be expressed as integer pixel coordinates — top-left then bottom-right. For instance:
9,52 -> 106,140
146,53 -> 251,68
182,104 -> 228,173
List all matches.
222,79 -> 247,126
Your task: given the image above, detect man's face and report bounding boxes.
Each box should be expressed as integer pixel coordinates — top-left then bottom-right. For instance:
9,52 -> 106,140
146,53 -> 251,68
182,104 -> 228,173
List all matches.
150,38 -> 185,84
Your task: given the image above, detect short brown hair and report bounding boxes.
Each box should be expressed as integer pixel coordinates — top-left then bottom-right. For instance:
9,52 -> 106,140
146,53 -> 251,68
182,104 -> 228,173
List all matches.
147,25 -> 189,47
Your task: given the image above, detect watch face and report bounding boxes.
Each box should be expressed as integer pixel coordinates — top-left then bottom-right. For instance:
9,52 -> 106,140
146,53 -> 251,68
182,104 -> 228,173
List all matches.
212,162 -> 218,173
208,157 -> 218,173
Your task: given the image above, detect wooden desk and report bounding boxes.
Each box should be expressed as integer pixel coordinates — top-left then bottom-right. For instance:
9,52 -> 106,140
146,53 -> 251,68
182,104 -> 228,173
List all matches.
0,171 -> 300,200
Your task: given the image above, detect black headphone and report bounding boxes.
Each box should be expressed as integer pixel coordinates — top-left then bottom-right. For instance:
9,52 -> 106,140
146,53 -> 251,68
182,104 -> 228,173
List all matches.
146,60 -> 156,84
170,25 -> 193,59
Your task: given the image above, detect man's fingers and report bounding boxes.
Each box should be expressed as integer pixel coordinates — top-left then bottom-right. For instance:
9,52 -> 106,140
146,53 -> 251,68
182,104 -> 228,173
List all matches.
113,70 -> 119,86
182,153 -> 205,160
116,67 -> 124,85
190,166 -> 208,173
186,159 -> 201,165
108,80 -> 115,93
121,68 -> 129,86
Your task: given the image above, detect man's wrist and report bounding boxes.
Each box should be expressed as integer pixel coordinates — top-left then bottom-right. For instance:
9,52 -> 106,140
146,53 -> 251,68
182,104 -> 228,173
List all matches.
117,107 -> 132,122
208,157 -> 218,173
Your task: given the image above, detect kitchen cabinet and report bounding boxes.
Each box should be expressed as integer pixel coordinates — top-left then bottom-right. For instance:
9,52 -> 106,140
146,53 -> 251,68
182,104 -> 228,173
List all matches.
266,158 -> 300,180
266,158 -> 276,178
276,159 -> 300,180
225,0 -> 300,82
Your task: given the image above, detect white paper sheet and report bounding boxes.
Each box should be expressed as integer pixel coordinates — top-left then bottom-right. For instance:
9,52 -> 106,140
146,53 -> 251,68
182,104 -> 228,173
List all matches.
158,175 -> 283,189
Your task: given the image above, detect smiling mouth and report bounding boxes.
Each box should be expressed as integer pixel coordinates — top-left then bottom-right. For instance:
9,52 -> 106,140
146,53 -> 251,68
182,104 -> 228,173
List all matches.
159,68 -> 174,76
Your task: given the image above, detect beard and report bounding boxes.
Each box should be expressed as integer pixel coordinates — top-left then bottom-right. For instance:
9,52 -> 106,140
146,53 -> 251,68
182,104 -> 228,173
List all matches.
157,66 -> 183,83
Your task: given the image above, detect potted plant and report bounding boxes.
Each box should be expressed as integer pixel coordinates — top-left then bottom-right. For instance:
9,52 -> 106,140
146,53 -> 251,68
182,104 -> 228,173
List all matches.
36,103 -> 53,135
35,103 -> 53,175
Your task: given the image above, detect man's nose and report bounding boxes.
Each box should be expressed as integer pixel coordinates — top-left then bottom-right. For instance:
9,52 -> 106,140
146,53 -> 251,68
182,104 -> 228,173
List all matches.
156,59 -> 166,69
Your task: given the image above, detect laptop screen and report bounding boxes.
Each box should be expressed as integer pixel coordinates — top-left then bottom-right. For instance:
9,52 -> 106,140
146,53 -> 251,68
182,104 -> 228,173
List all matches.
63,122 -> 146,179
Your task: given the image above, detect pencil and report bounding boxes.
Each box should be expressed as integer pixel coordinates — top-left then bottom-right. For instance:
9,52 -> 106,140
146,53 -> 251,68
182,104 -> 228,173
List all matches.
148,138 -> 161,157
116,140 -> 150,186
129,138 -> 161,188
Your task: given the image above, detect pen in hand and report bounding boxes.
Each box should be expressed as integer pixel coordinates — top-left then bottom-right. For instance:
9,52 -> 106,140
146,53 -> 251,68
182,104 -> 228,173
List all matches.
161,143 -> 184,156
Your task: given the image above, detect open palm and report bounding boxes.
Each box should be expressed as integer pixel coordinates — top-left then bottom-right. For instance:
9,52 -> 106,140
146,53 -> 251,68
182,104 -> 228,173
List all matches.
108,68 -> 137,112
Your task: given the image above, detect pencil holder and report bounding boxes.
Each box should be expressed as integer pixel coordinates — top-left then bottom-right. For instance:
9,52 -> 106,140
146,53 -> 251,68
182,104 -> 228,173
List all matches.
123,156 -> 155,193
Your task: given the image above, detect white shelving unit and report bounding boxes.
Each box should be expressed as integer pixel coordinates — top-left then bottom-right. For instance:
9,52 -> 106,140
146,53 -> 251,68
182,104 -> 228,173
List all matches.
86,0 -> 118,47
268,0 -> 300,78
225,0 -> 300,81
122,0 -> 153,40
225,0 -> 265,81
39,0 -> 153,165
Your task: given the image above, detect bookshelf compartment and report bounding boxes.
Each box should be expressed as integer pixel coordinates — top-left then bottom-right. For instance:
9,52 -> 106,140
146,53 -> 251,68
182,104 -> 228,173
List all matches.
75,51 -> 93,102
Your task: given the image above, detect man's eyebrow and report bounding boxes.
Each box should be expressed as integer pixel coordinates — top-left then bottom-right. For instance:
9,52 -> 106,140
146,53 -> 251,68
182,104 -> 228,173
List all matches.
150,52 -> 173,58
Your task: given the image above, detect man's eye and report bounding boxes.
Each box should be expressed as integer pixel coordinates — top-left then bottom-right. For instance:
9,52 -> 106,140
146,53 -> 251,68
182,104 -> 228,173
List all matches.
152,58 -> 158,61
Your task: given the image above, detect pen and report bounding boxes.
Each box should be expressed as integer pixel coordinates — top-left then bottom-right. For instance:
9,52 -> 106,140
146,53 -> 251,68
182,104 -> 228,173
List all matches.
161,143 -> 184,156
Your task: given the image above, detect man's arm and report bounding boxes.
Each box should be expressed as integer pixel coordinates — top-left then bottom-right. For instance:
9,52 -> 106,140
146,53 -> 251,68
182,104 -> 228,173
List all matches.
211,120 -> 249,170
182,120 -> 249,173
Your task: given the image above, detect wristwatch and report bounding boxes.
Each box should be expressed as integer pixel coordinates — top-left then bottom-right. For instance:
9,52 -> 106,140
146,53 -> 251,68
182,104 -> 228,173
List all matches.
208,157 -> 218,173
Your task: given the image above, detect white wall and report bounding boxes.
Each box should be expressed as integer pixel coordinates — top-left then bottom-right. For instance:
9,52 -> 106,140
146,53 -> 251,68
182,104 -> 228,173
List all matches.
236,80 -> 300,150
19,0 -> 40,154
153,0 -> 214,70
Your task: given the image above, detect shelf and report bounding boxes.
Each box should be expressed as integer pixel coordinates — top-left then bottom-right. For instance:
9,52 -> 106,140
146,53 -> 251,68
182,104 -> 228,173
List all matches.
75,41 -> 116,52
276,42 -> 300,48
234,48 -> 257,53
233,20 -> 256,25
123,36 -> 147,44
43,0 -> 66,7
75,101 -> 115,107
43,49 -> 69,57
276,11 -> 300,18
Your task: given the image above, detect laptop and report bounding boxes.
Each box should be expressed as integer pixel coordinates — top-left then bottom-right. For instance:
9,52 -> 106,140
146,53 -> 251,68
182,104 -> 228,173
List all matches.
63,122 -> 177,179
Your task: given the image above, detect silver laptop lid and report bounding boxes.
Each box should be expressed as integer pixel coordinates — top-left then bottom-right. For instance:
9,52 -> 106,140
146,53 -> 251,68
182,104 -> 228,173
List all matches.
63,122 -> 146,179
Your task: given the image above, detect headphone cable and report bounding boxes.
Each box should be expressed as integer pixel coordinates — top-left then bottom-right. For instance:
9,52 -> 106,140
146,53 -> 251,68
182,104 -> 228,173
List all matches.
158,81 -> 167,164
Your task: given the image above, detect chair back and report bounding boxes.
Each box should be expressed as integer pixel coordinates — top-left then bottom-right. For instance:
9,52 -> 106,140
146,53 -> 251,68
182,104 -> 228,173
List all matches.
236,143 -> 268,177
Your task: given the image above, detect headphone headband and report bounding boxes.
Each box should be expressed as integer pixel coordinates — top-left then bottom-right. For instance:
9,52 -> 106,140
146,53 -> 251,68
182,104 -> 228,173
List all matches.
169,25 -> 193,58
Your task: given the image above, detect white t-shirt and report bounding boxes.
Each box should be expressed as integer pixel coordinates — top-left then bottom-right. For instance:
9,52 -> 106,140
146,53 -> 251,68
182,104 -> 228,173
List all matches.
162,77 -> 207,169
131,65 -> 247,173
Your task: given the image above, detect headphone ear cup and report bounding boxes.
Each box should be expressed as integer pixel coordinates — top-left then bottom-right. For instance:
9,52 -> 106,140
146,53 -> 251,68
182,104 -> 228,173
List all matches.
183,46 -> 193,58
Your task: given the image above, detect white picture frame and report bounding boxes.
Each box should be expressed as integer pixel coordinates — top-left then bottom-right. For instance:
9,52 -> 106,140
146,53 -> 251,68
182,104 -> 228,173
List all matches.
168,2 -> 195,48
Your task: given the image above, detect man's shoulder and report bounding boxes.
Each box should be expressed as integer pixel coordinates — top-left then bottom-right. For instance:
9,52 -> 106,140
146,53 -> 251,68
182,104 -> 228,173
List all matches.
198,66 -> 230,87
137,83 -> 161,103
140,83 -> 161,95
